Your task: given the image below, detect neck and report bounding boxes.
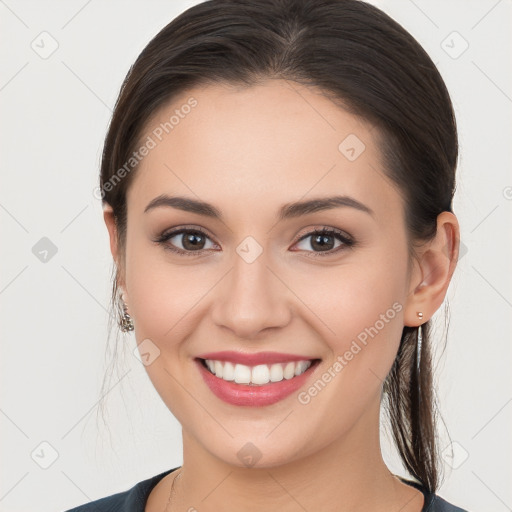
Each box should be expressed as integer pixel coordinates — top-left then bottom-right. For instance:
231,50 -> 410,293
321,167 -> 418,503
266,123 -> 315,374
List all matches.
169,406 -> 421,512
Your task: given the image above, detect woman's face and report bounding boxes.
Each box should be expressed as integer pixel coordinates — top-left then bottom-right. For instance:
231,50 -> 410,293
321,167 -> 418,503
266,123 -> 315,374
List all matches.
116,79 -> 418,468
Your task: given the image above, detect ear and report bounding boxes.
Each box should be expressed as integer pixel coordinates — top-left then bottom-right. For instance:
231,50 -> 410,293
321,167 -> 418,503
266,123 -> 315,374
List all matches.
403,211 -> 460,327
103,204 -> 126,295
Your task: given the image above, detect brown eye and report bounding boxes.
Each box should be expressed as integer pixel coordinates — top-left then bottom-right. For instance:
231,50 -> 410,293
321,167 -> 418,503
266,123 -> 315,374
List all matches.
292,228 -> 355,256
177,231 -> 207,251
155,227 -> 217,255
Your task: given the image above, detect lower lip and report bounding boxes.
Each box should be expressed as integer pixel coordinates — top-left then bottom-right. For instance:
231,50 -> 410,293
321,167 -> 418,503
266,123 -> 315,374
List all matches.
195,358 -> 321,407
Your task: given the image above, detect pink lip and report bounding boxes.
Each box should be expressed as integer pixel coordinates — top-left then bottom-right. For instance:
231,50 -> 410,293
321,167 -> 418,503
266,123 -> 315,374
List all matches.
194,358 -> 321,407
195,351 -> 317,366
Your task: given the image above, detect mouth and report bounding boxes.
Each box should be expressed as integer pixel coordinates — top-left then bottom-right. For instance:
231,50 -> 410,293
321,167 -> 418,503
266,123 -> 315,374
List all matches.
196,357 -> 321,386
194,357 -> 322,407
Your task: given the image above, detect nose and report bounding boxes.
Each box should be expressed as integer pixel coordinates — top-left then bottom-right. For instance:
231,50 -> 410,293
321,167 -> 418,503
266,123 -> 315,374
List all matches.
210,249 -> 292,340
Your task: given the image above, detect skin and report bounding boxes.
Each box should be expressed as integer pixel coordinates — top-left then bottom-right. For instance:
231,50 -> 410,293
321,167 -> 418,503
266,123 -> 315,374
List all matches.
104,79 -> 460,511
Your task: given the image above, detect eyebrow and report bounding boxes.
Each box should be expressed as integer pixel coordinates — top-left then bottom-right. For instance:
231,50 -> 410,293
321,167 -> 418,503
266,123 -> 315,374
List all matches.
144,194 -> 374,220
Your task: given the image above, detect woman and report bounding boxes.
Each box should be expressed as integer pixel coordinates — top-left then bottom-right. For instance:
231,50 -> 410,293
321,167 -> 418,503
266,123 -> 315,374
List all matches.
67,0 -> 467,510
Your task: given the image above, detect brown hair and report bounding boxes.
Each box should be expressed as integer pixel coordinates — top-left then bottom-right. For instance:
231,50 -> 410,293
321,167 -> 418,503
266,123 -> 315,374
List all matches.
99,0 -> 458,492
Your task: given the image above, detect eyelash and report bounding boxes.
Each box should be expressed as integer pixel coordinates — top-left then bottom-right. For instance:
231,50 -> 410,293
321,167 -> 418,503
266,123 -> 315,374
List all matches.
153,225 -> 356,258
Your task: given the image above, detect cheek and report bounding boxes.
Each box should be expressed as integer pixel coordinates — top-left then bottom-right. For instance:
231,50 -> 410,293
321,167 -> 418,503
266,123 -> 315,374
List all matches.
289,264 -> 406,440
123,234 -> 217,340
304,257 -> 407,382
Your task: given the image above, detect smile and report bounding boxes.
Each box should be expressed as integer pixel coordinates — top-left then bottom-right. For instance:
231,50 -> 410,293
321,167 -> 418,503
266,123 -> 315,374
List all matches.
195,357 -> 322,407
201,358 -> 314,386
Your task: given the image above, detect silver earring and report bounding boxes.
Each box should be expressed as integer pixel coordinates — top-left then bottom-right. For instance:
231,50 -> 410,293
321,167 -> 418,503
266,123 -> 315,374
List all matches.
416,312 -> 424,373
416,321 -> 423,373
118,293 -> 134,332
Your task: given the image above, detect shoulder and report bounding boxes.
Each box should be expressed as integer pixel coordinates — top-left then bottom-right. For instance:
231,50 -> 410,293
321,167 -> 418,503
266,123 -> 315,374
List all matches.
399,477 -> 469,512
424,494 -> 470,512
63,467 -> 180,512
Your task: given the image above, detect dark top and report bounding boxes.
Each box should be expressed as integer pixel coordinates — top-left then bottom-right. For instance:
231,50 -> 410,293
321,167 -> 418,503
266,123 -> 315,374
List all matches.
63,466 -> 469,511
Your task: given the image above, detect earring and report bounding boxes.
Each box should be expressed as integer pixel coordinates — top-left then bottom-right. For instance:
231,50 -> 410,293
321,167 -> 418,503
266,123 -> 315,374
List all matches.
416,316 -> 423,372
417,311 -> 424,320
118,293 -> 134,332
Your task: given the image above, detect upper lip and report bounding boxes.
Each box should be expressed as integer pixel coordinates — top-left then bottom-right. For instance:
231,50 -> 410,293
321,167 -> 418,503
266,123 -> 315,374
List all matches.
196,351 -> 319,366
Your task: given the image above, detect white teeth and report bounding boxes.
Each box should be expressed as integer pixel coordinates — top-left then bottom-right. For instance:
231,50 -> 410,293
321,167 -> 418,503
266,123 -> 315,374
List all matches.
295,360 -> 309,376
203,359 -> 313,385
234,364 -> 251,384
251,364 -> 270,385
269,363 -> 283,382
283,362 -> 296,380
222,361 -> 235,381
214,360 -> 223,378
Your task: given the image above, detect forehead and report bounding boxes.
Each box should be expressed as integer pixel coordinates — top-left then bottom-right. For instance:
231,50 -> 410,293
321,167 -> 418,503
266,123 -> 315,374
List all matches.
128,79 -> 402,224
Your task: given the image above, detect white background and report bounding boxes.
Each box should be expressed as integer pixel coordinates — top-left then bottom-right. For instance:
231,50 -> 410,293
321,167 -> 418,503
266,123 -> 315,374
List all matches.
0,1 -> 511,511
